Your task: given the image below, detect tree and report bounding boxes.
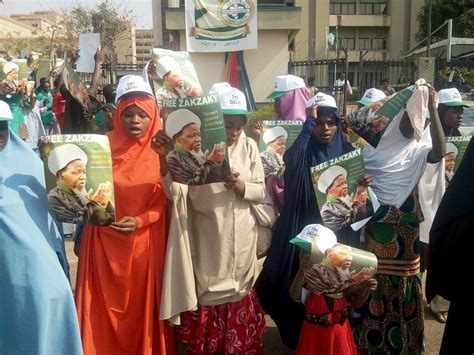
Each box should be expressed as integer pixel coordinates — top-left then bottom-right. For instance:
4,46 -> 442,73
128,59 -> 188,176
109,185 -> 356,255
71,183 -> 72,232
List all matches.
60,0 -> 132,51
416,0 -> 474,43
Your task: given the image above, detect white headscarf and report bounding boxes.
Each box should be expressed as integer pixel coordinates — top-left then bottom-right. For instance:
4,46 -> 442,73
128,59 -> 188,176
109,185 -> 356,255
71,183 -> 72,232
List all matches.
363,110 -> 432,208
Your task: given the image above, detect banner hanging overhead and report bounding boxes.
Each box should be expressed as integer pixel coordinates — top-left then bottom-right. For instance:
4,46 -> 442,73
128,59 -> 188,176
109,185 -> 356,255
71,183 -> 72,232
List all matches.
185,0 -> 258,52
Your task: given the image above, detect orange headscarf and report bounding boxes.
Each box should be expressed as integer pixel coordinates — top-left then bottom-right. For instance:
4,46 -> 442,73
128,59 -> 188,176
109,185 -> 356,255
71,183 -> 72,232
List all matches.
106,94 -> 163,221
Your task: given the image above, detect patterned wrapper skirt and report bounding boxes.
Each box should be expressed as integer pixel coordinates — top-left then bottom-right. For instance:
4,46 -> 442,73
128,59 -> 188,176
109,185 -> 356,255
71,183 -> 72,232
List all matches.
178,289 -> 266,354
354,190 -> 425,354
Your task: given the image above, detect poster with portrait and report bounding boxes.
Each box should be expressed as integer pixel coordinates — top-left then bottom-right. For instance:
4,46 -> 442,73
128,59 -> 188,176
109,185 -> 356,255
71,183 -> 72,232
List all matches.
310,149 -> 379,231
40,134 -> 116,226
290,224 -> 378,282
346,85 -> 416,148
258,120 -> 303,153
147,48 -> 203,106
61,56 -> 89,106
0,59 -> 29,81
445,135 -> 472,186
185,0 -> 258,52
162,94 -> 230,185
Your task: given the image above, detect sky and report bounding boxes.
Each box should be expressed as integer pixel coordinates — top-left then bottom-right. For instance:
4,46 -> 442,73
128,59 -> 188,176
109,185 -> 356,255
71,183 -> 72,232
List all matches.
0,0 -> 153,29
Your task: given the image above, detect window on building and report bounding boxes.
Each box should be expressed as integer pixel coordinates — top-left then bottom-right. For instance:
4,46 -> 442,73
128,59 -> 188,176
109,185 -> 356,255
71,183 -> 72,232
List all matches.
359,3 -> 387,15
338,37 -> 355,50
358,38 -> 387,50
258,0 -> 289,5
330,2 -> 356,15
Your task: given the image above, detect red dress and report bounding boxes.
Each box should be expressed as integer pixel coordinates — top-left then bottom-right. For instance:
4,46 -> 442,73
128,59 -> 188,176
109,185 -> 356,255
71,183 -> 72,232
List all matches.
52,92 -> 66,131
296,292 -> 357,355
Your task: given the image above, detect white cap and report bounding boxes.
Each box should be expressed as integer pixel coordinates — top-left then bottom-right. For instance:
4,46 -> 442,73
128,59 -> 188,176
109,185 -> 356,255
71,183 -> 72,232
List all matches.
209,82 -> 232,95
267,74 -> 306,99
115,75 -> 154,103
358,88 -> 386,106
3,61 -> 19,75
48,144 -> 88,176
0,100 -> 13,121
438,88 -> 467,107
156,56 -> 182,79
263,126 -> 288,144
165,108 -> 201,139
218,87 -> 249,115
295,224 -> 337,254
317,165 -> 347,193
446,142 -> 458,156
306,92 -> 337,109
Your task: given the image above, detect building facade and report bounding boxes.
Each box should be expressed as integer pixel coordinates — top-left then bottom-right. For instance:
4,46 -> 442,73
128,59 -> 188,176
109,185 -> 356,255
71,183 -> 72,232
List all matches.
157,0 -> 301,103
293,0 -> 423,89
136,29 -> 154,64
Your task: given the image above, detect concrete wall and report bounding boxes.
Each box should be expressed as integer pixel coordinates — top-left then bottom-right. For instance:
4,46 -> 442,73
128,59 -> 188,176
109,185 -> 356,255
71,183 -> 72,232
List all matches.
178,30 -> 289,103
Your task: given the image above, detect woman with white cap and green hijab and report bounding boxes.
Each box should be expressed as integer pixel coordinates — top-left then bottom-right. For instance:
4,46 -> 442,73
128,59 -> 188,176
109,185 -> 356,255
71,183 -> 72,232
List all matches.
153,86 -> 267,354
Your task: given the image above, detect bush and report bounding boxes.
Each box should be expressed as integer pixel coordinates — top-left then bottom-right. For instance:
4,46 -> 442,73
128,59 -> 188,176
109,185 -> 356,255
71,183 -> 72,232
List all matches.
246,103 -> 277,129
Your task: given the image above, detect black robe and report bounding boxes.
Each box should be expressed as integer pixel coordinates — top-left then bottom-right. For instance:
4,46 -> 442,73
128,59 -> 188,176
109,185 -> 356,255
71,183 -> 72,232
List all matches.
255,111 -> 354,348
426,138 -> 474,354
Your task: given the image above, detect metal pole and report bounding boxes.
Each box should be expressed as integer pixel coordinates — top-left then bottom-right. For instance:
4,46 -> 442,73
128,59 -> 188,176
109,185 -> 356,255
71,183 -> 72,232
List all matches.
447,19 -> 453,62
426,4 -> 432,56
343,48 -> 348,116
334,25 -> 338,86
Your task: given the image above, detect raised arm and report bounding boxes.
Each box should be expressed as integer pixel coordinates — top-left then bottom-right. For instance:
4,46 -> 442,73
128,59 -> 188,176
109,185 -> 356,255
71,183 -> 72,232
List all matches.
427,88 -> 446,163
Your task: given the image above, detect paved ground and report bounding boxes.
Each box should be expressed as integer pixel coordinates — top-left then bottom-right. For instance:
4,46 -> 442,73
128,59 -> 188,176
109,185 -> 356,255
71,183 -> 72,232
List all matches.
66,240 -> 444,354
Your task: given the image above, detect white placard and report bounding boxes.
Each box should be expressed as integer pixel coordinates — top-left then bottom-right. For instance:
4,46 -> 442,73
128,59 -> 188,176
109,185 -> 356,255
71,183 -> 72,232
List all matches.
76,33 -> 101,73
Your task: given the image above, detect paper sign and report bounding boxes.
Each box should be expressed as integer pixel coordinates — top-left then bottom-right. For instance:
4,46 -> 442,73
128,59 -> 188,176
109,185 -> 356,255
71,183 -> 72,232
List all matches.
76,33 -> 100,73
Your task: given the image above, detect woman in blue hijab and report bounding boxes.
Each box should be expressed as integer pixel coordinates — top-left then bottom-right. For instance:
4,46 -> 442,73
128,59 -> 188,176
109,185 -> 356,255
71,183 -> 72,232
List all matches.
255,93 -> 355,348
0,101 -> 82,355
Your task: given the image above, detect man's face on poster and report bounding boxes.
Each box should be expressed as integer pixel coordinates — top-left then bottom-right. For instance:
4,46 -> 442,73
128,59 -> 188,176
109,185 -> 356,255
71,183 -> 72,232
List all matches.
268,136 -> 286,156
58,159 -> 87,191
176,123 -> 202,153
327,244 -> 353,272
445,152 -> 456,172
327,175 -> 348,198
164,70 -> 184,88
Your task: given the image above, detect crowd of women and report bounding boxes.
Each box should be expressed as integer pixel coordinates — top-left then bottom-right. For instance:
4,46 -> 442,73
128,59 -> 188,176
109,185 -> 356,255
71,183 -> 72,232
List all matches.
1,54 -> 473,355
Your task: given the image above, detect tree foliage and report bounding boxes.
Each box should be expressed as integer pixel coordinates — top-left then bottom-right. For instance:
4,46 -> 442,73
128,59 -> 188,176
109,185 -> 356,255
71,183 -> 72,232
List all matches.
416,0 -> 474,43
60,0 -> 132,50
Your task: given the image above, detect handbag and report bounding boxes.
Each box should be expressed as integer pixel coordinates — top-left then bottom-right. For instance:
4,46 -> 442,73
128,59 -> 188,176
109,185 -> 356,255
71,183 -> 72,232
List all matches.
250,195 -> 277,259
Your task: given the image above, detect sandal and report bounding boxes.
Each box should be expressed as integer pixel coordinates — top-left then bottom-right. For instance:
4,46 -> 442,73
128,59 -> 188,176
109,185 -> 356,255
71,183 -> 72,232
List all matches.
434,312 -> 447,323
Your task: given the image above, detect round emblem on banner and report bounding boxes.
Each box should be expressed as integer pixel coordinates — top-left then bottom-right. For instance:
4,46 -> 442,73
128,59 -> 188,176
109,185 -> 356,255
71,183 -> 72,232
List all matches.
219,0 -> 254,27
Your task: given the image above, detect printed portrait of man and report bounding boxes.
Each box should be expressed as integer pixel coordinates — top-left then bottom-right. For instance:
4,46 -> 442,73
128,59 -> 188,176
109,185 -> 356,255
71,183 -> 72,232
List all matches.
165,108 -> 229,185
444,142 -> 458,187
260,126 -> 287,179
47,143 -> 115,225
317,165 -> 373,232
155,56 -> 202,107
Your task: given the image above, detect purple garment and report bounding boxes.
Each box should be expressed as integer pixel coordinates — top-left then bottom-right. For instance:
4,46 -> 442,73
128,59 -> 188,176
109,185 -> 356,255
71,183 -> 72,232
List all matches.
267,175 -> 285,215
276,88 -> 309,121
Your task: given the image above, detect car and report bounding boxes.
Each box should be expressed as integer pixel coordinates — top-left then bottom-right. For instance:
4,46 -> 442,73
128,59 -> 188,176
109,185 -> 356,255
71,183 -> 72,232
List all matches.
459,100 -> 474,136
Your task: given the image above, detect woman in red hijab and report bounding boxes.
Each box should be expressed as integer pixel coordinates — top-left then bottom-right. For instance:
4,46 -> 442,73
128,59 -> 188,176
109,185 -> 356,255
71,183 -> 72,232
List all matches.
75,75 -> 176,355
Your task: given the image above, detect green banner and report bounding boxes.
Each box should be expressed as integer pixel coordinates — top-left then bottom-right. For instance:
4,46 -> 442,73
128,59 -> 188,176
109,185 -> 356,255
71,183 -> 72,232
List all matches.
445,135 -> 472,186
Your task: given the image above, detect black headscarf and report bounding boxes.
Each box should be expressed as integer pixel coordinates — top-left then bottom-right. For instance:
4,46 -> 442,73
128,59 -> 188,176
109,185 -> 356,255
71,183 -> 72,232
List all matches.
255,107 -> 354,348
